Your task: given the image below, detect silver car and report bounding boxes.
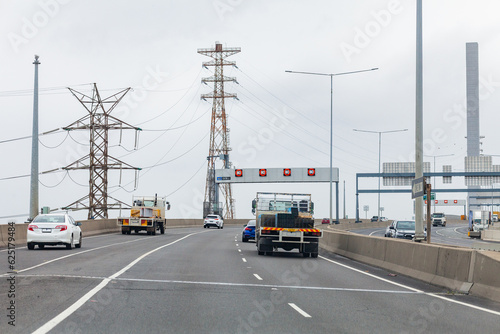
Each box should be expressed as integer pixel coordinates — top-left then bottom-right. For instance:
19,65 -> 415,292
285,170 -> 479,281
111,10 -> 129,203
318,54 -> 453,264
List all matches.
388,220 -> 427,240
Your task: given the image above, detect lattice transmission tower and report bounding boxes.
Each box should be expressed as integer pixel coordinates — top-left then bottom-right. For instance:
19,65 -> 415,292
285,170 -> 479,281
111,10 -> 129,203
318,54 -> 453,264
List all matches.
198,42 -> 240,219
62,83 -> 141,219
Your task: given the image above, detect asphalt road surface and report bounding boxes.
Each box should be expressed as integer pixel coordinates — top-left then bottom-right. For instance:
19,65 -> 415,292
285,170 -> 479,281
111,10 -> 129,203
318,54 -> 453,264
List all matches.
1,226 -> 500,333
352,223 -> 500,250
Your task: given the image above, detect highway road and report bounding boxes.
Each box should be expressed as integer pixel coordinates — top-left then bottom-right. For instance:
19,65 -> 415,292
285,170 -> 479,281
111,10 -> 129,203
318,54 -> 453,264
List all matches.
2,226 -> 500,334
352,223 -> 500,250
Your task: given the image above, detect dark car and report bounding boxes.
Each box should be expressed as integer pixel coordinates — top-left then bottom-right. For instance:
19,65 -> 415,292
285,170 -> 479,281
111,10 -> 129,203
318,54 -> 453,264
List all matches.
371,216 -> 379,222
242,220 -> 256,242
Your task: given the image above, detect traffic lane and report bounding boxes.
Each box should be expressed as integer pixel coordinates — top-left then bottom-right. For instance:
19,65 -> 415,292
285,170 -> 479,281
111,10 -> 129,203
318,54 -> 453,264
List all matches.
237,238 -> 426,294
118,227 -> 262,284
1,232 -> 187,278
0,232 -> 153,276
296,288 -> 500,333
31,226 -> 310,334
350,224 -> 493,249
0,227 -> 205,277
0,228 -> 204,333
49,281 -> 311,334
0,275 -> 99,334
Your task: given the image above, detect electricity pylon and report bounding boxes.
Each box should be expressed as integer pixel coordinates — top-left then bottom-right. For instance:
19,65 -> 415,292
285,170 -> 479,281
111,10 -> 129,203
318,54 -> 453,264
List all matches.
198,42 -> 240,219
63,83 -> 141,219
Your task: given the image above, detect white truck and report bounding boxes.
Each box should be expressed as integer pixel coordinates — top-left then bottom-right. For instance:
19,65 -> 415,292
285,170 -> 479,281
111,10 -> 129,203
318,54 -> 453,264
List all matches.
253,192 -> 322,258
431,212 -> 447,227
118,195 -> 170,235
468,210 -> 489,238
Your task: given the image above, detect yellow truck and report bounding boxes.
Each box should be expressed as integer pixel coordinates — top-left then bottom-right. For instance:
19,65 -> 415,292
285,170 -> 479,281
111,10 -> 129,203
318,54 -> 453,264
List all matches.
118,195 -> 170,235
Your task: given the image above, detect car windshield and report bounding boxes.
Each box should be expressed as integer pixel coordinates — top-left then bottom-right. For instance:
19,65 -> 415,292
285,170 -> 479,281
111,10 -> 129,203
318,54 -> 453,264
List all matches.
396,221 -> 415,230
33,215 -> 65,223
432,213 -> 444,218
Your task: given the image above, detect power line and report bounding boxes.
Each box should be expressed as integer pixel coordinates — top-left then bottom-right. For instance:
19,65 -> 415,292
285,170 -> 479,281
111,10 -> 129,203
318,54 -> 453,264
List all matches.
0,128 -> 64,145
166,159 -> 206,197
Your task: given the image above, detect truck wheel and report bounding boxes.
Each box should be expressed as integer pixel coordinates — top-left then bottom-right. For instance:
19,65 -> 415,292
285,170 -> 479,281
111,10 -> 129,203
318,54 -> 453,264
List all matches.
122,230 -> 126,235
265,251 -> 273,256
160,225 -> 165,234
257,243 -> 264,255
311,253 -> 318,258
303,253 -> 310,258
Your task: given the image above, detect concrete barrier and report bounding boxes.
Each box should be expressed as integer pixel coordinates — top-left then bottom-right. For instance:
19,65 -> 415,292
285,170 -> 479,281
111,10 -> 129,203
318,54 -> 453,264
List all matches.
0,222 -> 28,248
0,218 -> 254,248
321,230 -> 475,294
481,229 -> 500,242
470,251 -> 500,302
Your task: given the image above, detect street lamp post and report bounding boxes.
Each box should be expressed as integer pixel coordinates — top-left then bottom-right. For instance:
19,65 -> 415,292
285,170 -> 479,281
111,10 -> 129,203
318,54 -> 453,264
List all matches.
286,68 -> 378,225
353,128 -> 408,221
424,153 -> 454,213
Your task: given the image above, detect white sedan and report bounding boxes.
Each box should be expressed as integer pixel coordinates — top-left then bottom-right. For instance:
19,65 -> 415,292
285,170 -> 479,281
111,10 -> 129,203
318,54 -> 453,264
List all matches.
27,213 -> 82,250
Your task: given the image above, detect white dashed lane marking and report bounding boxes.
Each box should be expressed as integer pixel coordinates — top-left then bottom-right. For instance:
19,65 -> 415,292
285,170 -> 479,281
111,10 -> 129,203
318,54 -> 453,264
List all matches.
289,303 -> 311,318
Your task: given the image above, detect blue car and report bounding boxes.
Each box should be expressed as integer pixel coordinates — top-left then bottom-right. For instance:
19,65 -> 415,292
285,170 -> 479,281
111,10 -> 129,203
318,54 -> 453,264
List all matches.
242,220 -> 256,242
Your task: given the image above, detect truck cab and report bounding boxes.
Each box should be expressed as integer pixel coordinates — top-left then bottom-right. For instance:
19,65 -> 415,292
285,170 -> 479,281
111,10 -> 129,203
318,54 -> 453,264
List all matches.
431,212 -> 447,227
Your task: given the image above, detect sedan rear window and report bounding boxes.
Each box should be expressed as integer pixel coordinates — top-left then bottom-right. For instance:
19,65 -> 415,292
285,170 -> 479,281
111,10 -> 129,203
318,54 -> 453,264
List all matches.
247,220 -> 256,226
206,215 -> 219,219
33,215 -> 65,223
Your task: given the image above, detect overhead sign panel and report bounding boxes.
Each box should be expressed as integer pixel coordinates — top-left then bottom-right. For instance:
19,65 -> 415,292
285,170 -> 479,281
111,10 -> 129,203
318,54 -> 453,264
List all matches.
214,167 -> 339,184
423,199 -> 466,206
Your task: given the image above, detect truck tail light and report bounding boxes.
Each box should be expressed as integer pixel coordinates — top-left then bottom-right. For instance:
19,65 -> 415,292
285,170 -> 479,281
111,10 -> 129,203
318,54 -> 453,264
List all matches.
28,225 -> 38,231
55,225 -> 67,232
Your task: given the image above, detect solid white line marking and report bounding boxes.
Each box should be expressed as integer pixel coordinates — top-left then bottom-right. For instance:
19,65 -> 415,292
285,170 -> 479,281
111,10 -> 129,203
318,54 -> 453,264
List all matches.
17,274 -> 424,294
289,303 -> 311,318
1,237 -> 151,276
253,274 -> 263,281
32,232 -> 201,334
242,258 -> 247,263
319,255 -> 500,316
369,229 -> 384,236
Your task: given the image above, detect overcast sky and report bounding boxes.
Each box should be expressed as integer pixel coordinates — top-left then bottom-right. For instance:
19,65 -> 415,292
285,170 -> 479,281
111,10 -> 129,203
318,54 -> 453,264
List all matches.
1,0 -> 500,223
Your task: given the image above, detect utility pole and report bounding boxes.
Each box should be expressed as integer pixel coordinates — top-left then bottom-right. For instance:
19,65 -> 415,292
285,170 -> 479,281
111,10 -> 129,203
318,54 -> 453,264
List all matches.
343,180 -> 346,219
198,42 -> 240,219
353,128 -> 408,221
29,55 -> 40,221
414,0 -> 425,241
62,83 -> 141,219
286,67 -> 378,225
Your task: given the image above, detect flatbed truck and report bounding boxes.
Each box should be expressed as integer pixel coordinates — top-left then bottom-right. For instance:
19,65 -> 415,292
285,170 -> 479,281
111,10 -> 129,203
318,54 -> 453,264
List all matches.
118,195 -> 170,235
253,192 -> 322,258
